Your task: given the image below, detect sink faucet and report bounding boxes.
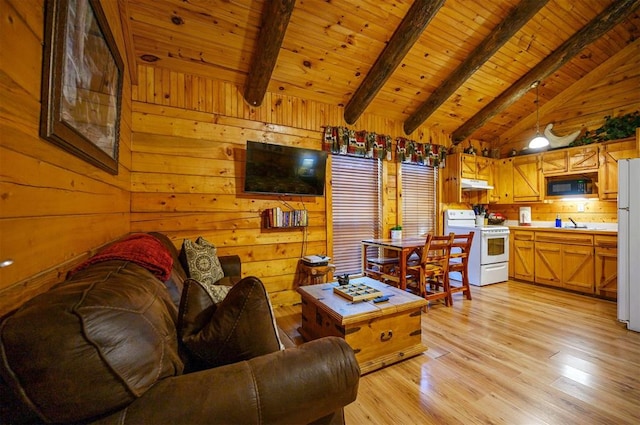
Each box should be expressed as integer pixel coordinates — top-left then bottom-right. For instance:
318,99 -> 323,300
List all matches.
567,217 -> 587,228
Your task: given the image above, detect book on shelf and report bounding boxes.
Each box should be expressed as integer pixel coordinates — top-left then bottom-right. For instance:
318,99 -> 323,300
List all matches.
265,207 -> 307,228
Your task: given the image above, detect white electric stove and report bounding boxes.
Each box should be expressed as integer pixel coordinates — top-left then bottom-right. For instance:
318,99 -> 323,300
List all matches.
444,209 -> 510,286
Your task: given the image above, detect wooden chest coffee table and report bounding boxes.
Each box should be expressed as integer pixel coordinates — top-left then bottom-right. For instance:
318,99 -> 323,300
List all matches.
297,277 -> 427,374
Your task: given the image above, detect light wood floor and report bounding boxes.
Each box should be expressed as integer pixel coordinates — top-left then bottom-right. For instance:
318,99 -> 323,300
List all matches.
274,280 -> 640,425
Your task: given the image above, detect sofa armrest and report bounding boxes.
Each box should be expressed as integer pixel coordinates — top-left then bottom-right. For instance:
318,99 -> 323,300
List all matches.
92,337 -> 359,425
218,255 -> 241,278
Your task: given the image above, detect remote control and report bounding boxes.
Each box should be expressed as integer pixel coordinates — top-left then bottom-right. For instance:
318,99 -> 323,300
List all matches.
373,295 -> 389,303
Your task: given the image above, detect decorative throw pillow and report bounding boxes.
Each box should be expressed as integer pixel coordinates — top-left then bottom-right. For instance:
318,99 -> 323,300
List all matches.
178,276 -> 284,370
182,237 -> 226,302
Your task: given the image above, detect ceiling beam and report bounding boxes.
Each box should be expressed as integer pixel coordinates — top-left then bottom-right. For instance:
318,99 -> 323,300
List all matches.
244,0 -> 296,107
343,0 -> 445,125
403,0 -> 548,136
451,0 -> 640,143
499,39 -> 640,145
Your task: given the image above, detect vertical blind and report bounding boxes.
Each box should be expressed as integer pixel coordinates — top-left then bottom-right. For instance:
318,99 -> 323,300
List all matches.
401,164 -> 438,237
331,156 -> 381,275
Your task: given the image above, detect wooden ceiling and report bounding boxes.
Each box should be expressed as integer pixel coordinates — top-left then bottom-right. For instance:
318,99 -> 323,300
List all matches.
123,0 -> 640,143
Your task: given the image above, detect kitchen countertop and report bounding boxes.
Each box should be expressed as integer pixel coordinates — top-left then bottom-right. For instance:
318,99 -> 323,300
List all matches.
504,220 -> 617,235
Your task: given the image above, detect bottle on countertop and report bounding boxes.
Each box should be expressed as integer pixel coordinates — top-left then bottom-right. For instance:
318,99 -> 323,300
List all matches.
555,214 -> 562,228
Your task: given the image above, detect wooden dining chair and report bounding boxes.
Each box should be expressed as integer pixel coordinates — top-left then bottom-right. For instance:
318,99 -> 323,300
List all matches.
448,232 -> 474,303
406,233 -> 455,306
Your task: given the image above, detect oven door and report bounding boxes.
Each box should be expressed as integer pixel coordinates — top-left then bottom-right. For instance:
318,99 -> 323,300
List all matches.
480,231 -> 509,265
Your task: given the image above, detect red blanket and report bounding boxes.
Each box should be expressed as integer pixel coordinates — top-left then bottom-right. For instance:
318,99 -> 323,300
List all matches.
72,234 -> 173,281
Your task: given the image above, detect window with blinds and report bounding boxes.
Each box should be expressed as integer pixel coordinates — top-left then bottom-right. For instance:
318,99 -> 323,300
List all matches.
401,164 -> 438,237
331,155 -> 381,275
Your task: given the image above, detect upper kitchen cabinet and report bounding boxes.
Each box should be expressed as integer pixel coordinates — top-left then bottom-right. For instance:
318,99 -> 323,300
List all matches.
442,153 -> 462,203
513,154 -> 543,203
443,153 -> 493,204
490,158 -> 514,204
599,134 -> 640,201
461,154 -> 492,181
542,145 -> 599,176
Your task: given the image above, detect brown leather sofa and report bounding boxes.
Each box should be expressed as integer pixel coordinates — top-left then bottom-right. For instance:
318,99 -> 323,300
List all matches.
0,232 -> 359,424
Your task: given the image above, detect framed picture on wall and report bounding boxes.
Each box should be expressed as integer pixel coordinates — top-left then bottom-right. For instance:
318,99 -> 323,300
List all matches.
40,0 -> 124,174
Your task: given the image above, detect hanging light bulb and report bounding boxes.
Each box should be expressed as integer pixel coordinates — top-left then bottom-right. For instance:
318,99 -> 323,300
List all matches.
529,81 -> 549,149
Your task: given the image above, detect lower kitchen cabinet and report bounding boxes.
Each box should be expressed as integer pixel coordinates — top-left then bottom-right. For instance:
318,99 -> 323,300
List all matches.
562,244 -> 595,293
594,235 -> 618,300
511,228 -> 616,298
534,242 -> 563,287
533,231 -> 595,294
513,230 -> 534,282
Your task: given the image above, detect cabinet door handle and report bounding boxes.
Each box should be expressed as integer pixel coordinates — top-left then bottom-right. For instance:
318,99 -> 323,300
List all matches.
380,330 -> 393,342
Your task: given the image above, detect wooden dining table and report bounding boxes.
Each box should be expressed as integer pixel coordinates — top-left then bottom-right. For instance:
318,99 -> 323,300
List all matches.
361,237 -> 427,290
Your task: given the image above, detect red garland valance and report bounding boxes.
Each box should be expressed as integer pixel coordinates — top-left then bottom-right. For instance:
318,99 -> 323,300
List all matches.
395,137 -> 447,168
322,126 -> 446,168
323,127 -> 392,160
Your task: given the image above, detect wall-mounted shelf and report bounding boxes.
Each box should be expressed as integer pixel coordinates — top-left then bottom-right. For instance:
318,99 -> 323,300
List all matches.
263,207 -> 308,229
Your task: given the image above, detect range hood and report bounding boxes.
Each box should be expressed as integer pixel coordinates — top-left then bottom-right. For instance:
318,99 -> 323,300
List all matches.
461,178 -> 494,191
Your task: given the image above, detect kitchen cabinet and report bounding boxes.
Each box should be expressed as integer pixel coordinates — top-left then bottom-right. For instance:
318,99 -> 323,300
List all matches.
508,230 -> 514,278
490,158 -> 513,204
513,154 -> 543,202
442,153 -> 462,203
534,231 -> 594,293
541,150 -> 567,175
443,153 -> 493,204
533,241 -> 563,287
562,244 -> 595,293
542,145 -> 599,176
460,154 -> 492,180
568,145 -> 599,172
594,235 -> 617,300
513,230 -> 534,282
599,138 -> 639,200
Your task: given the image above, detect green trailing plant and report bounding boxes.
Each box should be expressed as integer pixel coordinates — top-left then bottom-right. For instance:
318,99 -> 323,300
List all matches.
571,111 -> 640,146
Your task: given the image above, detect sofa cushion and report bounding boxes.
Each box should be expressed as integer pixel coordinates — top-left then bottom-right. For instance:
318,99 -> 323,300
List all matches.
0,261 -> 184,423
181,237 -> 226,300
179,276 -> 283,369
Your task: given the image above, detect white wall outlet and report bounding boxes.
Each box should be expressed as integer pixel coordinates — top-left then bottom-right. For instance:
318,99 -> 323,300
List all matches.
577,203 -> 585,212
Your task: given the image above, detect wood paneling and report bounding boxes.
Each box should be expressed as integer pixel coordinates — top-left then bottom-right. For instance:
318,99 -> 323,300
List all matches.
0,0 -> 132,316
496,201 -> 618,225
130,66 -> 449,306
498,40 -> 640,153
2,0 -> 636,315
125,0 -> 640,144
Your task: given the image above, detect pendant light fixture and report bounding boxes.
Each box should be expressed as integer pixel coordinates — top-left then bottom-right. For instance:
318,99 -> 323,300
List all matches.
528,81 -> 549,149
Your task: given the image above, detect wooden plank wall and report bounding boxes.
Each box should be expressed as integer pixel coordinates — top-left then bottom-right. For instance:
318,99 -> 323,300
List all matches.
2,2 -> 634,315
0,0 -> 133,316
130,64 -> 448,306
495,201 -> 617,225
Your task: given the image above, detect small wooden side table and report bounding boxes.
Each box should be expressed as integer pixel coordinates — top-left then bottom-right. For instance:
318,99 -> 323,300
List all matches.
298,262 -> 335,285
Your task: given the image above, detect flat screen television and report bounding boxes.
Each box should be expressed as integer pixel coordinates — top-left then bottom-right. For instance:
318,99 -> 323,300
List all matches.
244,141 -> 327,196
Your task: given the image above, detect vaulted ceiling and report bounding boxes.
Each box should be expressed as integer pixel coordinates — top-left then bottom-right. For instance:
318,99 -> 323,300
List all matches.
122,0 -> 640,143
